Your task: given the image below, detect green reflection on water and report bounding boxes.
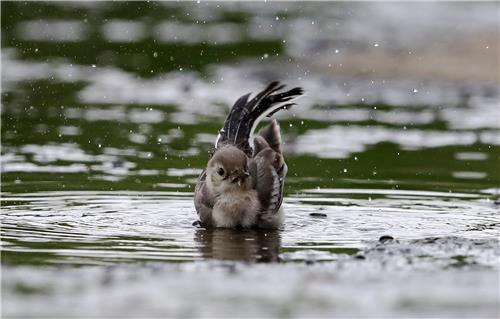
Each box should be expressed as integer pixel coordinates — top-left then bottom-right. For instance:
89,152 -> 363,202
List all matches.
2,1 -> 282,76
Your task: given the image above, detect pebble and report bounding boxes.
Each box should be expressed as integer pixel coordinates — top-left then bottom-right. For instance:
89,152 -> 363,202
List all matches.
192,220 -> 201,227
309,212 -> 327,218
379,235 -> 394,244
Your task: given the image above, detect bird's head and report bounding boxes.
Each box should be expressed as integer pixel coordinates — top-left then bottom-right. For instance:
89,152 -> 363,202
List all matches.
206,145 -> 251,193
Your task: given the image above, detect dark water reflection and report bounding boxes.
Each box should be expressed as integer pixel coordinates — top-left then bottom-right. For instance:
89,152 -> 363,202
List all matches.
195,229 -> 281,263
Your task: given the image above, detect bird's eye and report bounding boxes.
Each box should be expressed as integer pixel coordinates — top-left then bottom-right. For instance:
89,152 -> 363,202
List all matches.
217,168 -> 225,176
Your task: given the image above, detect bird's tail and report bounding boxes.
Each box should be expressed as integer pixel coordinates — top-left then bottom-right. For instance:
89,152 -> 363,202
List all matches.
215,81 -> 304,155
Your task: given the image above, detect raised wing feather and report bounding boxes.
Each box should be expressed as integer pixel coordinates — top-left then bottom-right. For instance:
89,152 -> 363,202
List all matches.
251,121 -> 287,228
215,82 -> 303,155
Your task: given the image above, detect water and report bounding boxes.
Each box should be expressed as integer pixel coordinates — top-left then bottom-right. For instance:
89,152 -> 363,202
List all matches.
1,2 -> 499,317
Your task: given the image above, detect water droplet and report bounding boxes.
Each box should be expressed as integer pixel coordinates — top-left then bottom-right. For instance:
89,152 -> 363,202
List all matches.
91,64 -> 96,68
373,43 -> 379,47
413,89 -> 419,93
98,144 -> 102,148
289,123 -> 293,128
343,168 -> 347,173
153,52 -> 158,58
354,156 -> 358,161
335,49 -> 339,54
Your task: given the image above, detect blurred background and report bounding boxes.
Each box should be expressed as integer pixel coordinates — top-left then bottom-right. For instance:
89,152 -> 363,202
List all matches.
2,1 -> 498,193
1,2 -> 499,318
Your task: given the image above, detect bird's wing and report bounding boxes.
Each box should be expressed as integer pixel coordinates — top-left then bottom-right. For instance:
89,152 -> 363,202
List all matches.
215,82 -> 303,156
251,122 -> 287,228
254,118 -> 283,155
194,171 -> 214,227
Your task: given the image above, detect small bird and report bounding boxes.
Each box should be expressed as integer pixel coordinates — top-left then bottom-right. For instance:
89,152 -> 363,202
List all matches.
194,81 -> 304,229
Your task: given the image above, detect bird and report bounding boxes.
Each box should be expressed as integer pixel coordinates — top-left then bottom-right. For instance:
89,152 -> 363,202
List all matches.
194,81 -> 304,229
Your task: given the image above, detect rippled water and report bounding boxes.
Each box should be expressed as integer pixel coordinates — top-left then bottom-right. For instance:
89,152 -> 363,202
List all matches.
2,189 -> 496,265
1,2 -> 499,318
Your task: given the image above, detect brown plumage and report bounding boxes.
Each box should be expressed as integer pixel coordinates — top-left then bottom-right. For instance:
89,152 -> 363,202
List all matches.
194,82 -> 304,229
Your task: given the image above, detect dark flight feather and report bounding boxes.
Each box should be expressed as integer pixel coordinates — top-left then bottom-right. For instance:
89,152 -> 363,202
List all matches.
216,81 -> 304,155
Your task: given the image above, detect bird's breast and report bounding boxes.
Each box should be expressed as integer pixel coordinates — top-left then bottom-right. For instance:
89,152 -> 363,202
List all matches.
212,190 -> 260,228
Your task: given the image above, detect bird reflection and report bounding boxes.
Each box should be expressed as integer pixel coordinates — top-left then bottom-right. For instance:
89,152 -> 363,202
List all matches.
194,228 -> 281,263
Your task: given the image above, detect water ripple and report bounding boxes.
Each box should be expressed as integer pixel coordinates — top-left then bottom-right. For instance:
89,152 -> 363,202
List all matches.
1,190 -> 497,265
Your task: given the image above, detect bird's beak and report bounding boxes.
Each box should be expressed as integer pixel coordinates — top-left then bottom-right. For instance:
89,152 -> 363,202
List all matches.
231,171 -> 250,185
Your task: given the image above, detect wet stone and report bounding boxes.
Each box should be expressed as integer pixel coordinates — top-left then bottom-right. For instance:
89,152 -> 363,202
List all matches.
192,220 -> 201,227
309,212 -> 327,218
379,235 -> 394,244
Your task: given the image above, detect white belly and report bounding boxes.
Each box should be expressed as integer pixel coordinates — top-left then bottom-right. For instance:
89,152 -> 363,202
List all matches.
212,190 -> 260,228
